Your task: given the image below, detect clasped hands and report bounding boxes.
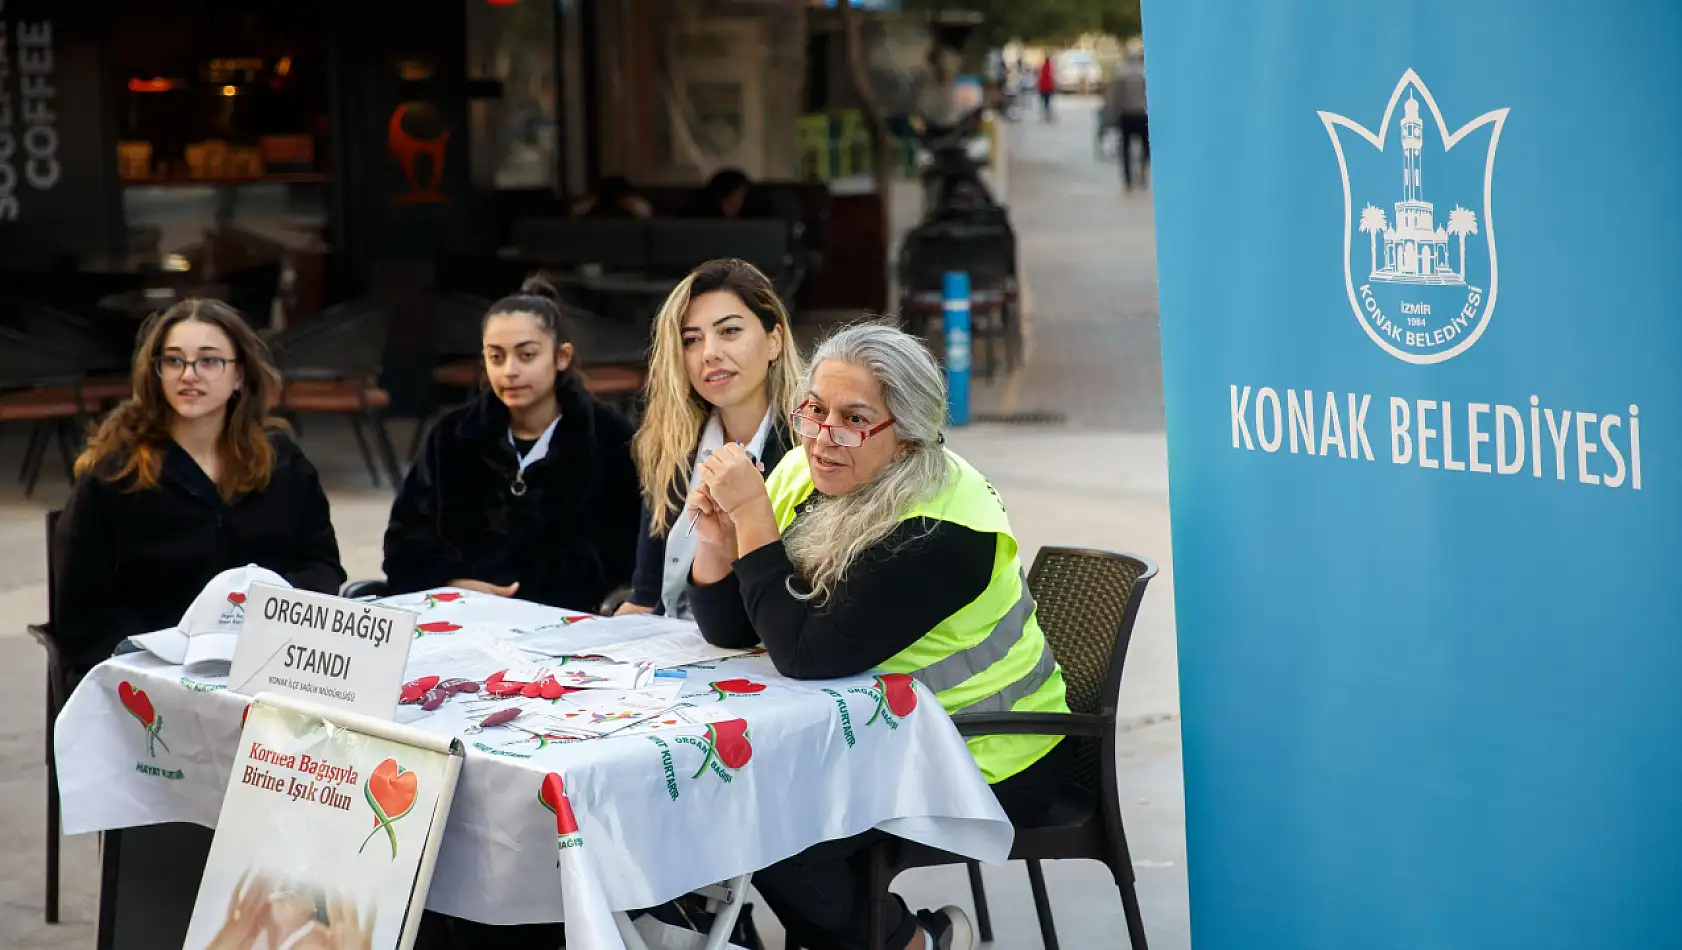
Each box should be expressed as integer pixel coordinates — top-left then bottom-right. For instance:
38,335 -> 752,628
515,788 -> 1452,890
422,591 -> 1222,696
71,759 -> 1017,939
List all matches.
685,443 -> 769,546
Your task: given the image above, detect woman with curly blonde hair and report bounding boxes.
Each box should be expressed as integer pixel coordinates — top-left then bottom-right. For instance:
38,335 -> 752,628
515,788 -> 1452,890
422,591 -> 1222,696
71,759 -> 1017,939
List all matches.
619,258 -> 804,618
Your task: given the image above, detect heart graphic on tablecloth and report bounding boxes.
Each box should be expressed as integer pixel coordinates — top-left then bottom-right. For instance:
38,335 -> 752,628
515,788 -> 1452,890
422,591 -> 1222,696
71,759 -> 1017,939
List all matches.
117,681 -> 169,757
415,621 -> 462,637
872,673 -> 919,722
360,758 -> 419,859
691,718 -> 752,778
118,681 -> 155,726
539,772 -> 580,836
710,678 -> 766,700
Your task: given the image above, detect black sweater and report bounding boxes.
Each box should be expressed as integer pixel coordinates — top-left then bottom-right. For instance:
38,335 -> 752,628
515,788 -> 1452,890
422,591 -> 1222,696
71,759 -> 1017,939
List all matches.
51,432 -> 345,676
626,420 -> 794,611
689,503 -> 996,679
382,374 -> 641,613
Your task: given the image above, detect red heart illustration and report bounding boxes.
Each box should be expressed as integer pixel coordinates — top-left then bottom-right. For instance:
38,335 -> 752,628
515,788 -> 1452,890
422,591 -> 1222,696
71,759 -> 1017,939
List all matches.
429,592 -> 462,603
117,681 -> 155,727
539,773 -> 579,835
227,591 -> 246,605
711,678 -> 766,698
878,673 -> 919,717
710,719 -> 753,770
415,621 -> 462,635
368,758 -> 418,824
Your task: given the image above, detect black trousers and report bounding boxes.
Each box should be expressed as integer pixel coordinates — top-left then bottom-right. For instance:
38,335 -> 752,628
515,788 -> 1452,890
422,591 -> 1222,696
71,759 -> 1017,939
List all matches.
753,742 -> 1070,950
1119,113 -> 1151,188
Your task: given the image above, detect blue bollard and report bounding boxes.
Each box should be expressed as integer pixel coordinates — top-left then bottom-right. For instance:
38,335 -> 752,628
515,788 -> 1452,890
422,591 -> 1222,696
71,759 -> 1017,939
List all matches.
943,271 -> 971,427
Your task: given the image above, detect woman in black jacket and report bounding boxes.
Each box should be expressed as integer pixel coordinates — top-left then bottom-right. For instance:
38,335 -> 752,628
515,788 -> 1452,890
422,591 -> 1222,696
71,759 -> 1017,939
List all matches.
382,277 -> 641,612
51,299 -> 345,677
617,258 -> 804,618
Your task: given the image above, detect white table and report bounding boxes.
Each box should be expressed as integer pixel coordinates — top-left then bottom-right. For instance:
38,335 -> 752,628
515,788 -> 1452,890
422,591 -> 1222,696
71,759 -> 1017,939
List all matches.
55,588 -> 1012,949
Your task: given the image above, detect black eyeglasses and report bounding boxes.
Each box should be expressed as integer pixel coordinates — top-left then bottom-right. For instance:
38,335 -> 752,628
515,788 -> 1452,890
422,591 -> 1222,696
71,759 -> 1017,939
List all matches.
156,356 -> 238,380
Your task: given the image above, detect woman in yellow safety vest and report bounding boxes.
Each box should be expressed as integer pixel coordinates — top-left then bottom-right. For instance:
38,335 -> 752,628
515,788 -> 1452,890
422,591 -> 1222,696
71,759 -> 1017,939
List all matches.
687,322 -> 1071,950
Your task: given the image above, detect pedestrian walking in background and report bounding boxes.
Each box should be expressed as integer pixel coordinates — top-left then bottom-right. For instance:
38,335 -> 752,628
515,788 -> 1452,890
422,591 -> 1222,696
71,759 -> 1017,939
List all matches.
1037,56 -> 1056,123
1109,48 -> 1150,190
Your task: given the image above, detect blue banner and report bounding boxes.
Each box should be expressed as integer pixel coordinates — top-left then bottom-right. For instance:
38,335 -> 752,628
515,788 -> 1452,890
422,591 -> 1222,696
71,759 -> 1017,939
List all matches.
1146,2 -> 1682,947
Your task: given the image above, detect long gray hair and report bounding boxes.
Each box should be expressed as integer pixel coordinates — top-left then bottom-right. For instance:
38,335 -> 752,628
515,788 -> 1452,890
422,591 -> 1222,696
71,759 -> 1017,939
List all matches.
784,322 -> 952,605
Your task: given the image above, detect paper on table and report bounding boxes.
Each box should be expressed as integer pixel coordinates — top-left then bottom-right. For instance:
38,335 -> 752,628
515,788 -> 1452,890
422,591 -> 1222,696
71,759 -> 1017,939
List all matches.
503,659 -> 654,691
510,614 -> 756,669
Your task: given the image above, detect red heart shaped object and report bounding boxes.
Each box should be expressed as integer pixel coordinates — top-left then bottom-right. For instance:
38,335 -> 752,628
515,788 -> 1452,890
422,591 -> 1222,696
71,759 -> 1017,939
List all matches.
709,719 -> 753,770
117,681 -> 155,727
487,680 -> 524,697
368,758 -> 418,823
400,675 -> 441,704
227,591 -> 247,605
539,773 -> 579,835
711,678 -> 766,696
485,670 -> 506,686
429,592 -> 462,603
877,673 -> 918,717
538,676 -> 565,700
415,621 -> 462,635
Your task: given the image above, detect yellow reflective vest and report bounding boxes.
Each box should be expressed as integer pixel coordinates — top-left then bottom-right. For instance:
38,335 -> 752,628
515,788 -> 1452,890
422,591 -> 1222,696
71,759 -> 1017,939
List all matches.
765,446 -> 1069,783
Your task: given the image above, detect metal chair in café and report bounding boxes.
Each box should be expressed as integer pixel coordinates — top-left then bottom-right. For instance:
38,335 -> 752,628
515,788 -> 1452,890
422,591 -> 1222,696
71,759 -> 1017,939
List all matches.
895,219 -> 1023,381
0,326 -> 101,497
269,299 -> 404,489
784,547 -> 1157,950
27,509 -> 67,924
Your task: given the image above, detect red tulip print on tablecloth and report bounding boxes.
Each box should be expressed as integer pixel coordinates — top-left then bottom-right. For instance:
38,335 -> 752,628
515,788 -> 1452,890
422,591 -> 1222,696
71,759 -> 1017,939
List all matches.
118,681 -> 170,757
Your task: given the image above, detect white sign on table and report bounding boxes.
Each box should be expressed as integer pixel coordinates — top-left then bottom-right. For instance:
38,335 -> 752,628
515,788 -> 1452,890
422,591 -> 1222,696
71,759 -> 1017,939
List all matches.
228,584 -> 417,719
183,693 -> 463,950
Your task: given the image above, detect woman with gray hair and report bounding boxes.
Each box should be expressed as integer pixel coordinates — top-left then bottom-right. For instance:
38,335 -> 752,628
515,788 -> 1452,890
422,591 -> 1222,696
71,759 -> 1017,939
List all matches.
687,322 -> 1072,950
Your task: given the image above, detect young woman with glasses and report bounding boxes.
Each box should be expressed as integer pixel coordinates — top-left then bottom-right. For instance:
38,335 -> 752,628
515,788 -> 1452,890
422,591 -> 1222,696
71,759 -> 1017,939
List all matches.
50,298 -> 345,677
382,275 -> 641,613
685,323 -> 1073,950
616,258 -> 804,618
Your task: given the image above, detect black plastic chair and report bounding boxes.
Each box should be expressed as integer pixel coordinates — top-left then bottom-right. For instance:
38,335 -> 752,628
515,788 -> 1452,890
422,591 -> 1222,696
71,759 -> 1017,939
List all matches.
1,326 -> 95,497
341,579 -> 390,600
854,547 -> 1158,950
270,300 -> 402,488
27,508 -> 68,924
896,220 -> 1022,380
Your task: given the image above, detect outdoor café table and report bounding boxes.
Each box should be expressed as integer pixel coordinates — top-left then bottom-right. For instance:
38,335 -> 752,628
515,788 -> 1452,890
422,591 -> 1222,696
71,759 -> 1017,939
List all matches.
54,588 -> 1013,950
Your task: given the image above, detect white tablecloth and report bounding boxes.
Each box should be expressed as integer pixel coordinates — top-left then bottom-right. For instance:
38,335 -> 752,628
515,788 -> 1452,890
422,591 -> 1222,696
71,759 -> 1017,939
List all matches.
55,588 -> 1012,946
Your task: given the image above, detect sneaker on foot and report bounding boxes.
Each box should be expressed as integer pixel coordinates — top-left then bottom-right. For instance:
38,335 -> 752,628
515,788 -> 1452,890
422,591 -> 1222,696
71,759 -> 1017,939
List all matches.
915,905 -> 975,950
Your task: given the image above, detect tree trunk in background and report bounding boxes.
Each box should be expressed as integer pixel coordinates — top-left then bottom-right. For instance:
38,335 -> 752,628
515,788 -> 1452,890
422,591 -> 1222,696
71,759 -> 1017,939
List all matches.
838,0 -> 896,223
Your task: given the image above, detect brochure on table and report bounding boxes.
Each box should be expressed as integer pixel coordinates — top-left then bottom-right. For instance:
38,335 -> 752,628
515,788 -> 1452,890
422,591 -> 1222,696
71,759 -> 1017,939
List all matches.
183,693 -> 463,950
228,584 -> 417,719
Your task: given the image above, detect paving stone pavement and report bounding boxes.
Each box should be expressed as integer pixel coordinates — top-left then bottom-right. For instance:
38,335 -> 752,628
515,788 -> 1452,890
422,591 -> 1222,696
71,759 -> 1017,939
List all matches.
0,98 -> 1186,950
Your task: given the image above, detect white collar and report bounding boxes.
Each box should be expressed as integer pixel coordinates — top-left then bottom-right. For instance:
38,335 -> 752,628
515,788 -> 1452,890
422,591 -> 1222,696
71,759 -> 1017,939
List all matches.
698,407 -> 775,463
509,414 -> 563,473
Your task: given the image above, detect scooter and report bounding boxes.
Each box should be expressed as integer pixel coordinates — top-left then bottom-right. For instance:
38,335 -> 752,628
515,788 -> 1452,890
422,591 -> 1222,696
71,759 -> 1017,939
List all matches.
909,107 -> 996,223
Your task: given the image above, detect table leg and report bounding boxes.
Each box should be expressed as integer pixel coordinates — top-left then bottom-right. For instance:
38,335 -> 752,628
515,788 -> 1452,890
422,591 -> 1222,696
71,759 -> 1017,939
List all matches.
700,875 -> 753,950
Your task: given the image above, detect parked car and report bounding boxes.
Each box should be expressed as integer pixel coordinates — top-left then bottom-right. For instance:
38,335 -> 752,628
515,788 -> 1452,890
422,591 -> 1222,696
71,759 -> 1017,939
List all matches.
1055,50 -> 1100,94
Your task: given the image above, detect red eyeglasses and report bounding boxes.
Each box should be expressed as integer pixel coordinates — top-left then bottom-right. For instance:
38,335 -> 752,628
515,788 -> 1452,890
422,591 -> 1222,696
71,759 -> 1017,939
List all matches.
790,400 -> 894,448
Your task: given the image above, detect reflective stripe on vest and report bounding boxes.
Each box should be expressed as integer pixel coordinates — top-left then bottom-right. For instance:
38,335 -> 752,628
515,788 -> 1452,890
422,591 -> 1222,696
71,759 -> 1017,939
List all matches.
909,576 -> 1059,714
763,446 -> 1071,782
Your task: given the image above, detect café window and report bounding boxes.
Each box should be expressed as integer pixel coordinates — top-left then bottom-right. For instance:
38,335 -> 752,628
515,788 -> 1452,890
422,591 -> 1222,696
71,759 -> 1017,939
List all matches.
111,1 -> 331,322
467,0 -> 559,191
